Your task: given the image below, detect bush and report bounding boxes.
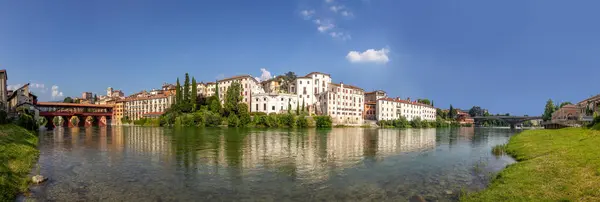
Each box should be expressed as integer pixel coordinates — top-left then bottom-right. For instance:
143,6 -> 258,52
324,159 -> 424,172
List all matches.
16,114 -> 37,131
280,114 -> 296,128
0,110 -> 7,124
238,103 -> 251,126
393,117 -> 409,128
227,114 -> 240,127
250,112 -> 267,116
192,111 -> 205,127
314,116 -> 332,128
296,116 -> 308,128
255,115 -> 279,128
204,111 -> 222,127
410,117 -> 423,128
37,117 -> 48,127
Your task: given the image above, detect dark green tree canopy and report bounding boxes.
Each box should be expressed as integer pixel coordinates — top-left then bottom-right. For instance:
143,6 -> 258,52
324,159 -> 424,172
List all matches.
542,99 -> 556,121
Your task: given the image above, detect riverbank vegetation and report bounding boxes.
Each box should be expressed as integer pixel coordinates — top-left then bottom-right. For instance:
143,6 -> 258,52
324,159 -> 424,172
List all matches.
0,124 -> 39,201
463,128 -> 600,201
377,117 -> 471,129
157,73 -> 331,129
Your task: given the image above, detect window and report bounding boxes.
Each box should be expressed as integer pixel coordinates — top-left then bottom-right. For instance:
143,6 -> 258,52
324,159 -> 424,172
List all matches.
272,106 -> 275,110
300,81 -> 302,84
308,81 -> 310,84
264,104 -> 267,110
256,104 -> 258,110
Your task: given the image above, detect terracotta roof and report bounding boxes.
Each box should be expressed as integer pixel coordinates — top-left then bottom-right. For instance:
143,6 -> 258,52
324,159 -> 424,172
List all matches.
206,82 -> 216,85
329,82 -> 364,91
577,94 -> 600,105
365,90 -> 386,94
217,75 -> 258,83
37,102 -> 114,108
305,72 -> 331,77
125,94 -> 170,101
376,97 -> 435,108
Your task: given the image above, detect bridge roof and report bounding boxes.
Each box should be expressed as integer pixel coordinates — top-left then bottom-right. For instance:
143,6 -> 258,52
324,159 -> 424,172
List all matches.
37,102 -> 114,108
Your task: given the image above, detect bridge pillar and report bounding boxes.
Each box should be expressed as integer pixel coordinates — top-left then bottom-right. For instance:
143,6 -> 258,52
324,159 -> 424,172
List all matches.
69,116 -> 80,128
99,116 -> 107,127
85,116 -> 94,127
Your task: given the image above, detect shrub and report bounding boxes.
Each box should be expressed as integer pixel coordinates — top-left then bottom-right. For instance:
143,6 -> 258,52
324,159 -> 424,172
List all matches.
314,116 -> 332,128
192,111 -> 205,127
16,114 -> 37,131
227,114 -> 240,127
266,114 -> 279,127
410,117 -> 423,128
296,116 -> 308,128
279,114 -> 296,128
204,111 -> 222,127
393,117 -> 409,128
37,117 -> 48,127
250,112 -> 267,116
238,103 -> 251,126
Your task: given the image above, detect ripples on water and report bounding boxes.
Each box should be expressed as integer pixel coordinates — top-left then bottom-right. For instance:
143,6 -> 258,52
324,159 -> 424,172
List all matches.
26,127 -> 516,201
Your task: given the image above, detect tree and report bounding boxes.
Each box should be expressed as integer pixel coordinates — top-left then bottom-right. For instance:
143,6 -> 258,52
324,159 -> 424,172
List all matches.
542,99 -> 556,121
559,101 -> 573,108
436,108 -> 445,119
191,77 -> 197,110
296,100 -> 300,115
224,82 -> 242,117
176,78 -> 182,105
280,71 -> 297,93
301,99 -> 305,112
469,106 -> 484,117
418,99 -> 431,105
448,105 -> 457,119
431,100 -> 434,107
63,97 -> 74,103
93,94 -> 98,103
287,99 -> 291,114
183,73 -> 190,102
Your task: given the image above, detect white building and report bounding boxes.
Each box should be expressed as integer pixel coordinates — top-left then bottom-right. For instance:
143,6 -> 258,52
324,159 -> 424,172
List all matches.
317,82 -> 365,124
251,93 -> 298,114
216,75 -> 264,109
376,98 -> 436,121
124,95 -> 174,120
289,72 -> 332,114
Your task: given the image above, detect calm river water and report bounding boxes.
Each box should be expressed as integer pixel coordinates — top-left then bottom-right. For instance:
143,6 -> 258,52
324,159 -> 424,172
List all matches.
25,127 -> 516,201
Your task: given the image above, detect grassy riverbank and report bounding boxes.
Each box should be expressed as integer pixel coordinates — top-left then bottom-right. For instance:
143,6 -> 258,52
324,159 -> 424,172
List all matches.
463,128 -> 600,201
0,124 -> 39,201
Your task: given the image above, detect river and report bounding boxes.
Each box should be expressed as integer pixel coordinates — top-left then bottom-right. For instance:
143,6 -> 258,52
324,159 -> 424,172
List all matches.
24,127 -> 516,201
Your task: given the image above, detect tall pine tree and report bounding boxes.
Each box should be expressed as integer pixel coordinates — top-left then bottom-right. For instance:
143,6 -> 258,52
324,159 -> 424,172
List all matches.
191,77 -> 197,110
302,99 -> 305,112
176,78 -> 182,105
296,100 -> 300,115
183,73 -> 190,102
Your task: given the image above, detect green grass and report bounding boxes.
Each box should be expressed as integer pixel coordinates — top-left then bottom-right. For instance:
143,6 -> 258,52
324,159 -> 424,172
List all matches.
462,128 -> 600,201
0,124 -> 39,201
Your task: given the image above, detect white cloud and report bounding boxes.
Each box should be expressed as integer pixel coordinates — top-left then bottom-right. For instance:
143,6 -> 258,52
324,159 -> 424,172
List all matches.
7,84 -> 22,91
329,32 -> 351,40
314,19 -> 335,32
330,5 -> 344,13
346,48 -> 390,64
51,85 -> 64,99
341,11 -> 353,17
300,10 -> 315,19
325,0 -> 334,3
259,68 -> 272,81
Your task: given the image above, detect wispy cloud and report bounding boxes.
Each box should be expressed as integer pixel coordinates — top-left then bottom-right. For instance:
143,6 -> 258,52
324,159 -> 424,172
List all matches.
325,0 -> 334,3
300,9 -> 315,19
51,85 -> 64,99
330,5 -> 343,13
346,48 -> 390,64
330,32 -> 351,41
7,84 -> 22,91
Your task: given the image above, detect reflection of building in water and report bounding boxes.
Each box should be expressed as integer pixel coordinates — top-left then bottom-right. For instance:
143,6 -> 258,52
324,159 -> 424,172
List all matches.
377,129 -> 436,156
123,127 -> 173,163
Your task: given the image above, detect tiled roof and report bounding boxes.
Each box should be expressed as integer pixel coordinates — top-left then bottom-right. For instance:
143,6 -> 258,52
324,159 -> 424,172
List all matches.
329,83 -> 364,91
125,94 -> 170,101
37,102 -> 114,108
217,75 -> 258,83
365,90 -> 386,94
376,97 -> 435,108
305,72 -> 331,77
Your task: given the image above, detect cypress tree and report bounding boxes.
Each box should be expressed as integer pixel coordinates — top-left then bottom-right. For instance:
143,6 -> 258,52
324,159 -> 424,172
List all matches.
183,73 -> 190,102
176,78 -> 182,105
296,100 -> 299,115
191,77 -> 197,110
302,99 -> 305,112
287,99 -> 291,114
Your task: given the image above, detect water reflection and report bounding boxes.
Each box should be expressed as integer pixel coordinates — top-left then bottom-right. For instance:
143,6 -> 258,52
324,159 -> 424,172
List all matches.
29,127 -> 514,201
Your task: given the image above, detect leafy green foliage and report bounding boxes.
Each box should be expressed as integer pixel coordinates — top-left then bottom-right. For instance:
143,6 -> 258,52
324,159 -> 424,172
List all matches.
227,114 -> 240,127
176,78 -> 182,105
542,99 -> 556,121
16,114 -> 37,131
191,77 -> 197,110
204,111 -> 222,127
417,99 -> 431,105
469,106 -> 484,117
224,82 -> 242,117
279,113 -> 296,128
0,110 -> 7,124
183,73 -> 190,102
296,116 -> 308,128
238,103 -> 251,126
314,116 -> 332,128
559,101 -> 572,108
63,97 -> 74,103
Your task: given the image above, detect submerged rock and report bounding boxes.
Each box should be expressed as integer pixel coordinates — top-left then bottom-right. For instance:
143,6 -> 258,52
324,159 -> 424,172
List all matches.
32,175 -> 48,184
445,190 -> 453,195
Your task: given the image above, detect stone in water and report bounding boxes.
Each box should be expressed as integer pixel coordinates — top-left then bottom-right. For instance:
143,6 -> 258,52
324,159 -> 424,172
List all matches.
32,175 -> 47,184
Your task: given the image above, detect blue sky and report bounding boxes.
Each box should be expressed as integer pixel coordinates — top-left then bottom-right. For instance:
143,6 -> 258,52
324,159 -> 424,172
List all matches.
1,0 -> 599,115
